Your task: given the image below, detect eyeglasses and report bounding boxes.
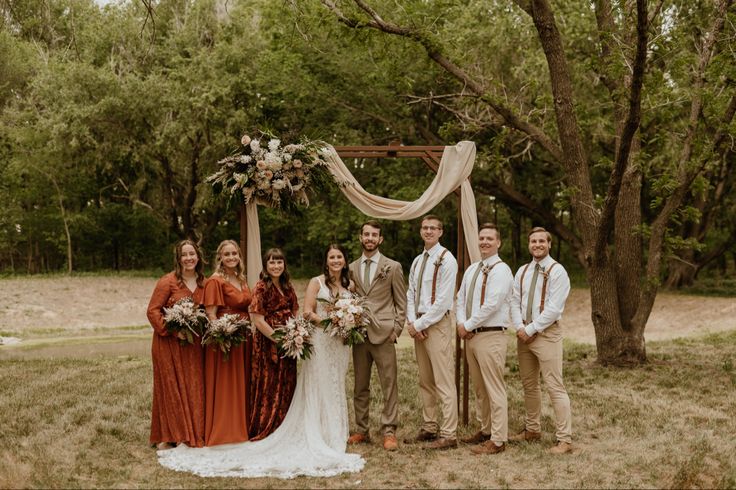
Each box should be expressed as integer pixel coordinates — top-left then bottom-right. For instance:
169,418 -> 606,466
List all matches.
421,225 -> 441,231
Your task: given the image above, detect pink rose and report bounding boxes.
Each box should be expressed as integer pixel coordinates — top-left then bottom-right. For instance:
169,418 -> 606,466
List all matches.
292,159 -> 303,168
295,169 -> 305,178
256,160 -> 267,170
295,336 -> 304,346
241,134 -> 251,146
264,170 -> 273,179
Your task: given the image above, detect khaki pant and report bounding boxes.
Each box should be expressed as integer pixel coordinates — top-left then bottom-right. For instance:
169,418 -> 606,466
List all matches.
415,313 -> 458,438
353,339 -> 399,436
466,329 -> 508,443
517,322 -> 572,443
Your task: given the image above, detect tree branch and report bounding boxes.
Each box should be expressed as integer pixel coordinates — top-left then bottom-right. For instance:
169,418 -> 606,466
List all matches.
633,0 -> 733,327
320,0 -> 564,161
594,0 -> 648,262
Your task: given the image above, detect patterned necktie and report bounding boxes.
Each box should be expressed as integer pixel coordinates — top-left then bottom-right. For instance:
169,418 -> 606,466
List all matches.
363,259 -> 372,289
525,263 -> 541,324
465,262 -> 483,319
414,251 -> 430,315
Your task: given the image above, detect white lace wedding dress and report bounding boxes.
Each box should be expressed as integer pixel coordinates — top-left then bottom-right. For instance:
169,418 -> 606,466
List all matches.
157,280 -> 365,478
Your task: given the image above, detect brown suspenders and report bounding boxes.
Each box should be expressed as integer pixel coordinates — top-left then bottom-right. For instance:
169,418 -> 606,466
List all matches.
412,248 -> 450,307
479,261 -> 503,307
519,261 -> 558,316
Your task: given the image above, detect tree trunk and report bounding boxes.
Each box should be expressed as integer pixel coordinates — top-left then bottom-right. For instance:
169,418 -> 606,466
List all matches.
589,261 -> 647,365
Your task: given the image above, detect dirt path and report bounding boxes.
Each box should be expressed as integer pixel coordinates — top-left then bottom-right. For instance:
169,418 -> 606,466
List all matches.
1,276 -> 734,357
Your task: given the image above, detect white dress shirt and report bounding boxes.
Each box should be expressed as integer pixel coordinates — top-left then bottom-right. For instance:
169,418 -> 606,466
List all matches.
455,254 -> 513,332
360,251 -> 382,285
510,255 -> 571,336
406,243 -> 458,332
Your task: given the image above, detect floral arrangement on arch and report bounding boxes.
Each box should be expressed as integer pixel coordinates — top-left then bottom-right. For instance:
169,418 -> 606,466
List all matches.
207,132 -> 336,211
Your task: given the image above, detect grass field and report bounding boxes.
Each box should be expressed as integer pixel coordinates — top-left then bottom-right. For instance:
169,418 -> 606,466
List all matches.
2,330 -> 736,489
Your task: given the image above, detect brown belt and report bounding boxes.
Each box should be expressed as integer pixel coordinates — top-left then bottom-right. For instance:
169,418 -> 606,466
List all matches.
474,326 -> 506,333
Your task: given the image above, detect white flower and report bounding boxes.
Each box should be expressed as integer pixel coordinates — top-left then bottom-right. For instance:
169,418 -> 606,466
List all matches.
272,179 -> 287,190
268,139 -> 281,151
250,139 -> 260,151
240,155 -> 251,163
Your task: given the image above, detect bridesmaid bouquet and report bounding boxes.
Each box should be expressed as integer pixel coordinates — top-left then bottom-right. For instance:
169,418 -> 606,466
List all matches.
272,314 -> 315,360
202,314 -> 251,361
319,295 -> 370,347
163,297 -> 208,345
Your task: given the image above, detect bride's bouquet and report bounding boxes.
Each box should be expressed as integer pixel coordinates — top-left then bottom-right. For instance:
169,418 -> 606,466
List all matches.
163,297 -> 208,345
319,294 -> 370,347
272,314 -> 315,360
202,314 -> 251,361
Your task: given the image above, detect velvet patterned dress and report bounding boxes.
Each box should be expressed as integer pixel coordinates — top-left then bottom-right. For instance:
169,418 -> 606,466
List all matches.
203,275 -> 252,446
147,272 -> 206,447
248,279 -> 299,441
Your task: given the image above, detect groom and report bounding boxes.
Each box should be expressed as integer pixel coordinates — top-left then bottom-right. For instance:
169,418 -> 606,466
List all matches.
348,220 -> 407,451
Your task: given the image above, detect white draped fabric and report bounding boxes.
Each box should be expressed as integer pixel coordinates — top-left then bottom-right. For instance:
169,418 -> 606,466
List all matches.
245,141 -> 480,287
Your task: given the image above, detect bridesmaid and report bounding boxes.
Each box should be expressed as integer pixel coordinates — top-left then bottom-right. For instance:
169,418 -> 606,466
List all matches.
147,239 -> 206,450
248,248 -> 299,440
203,240 -> 252,446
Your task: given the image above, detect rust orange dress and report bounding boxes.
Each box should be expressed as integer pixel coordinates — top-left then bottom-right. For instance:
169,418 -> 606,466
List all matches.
147,272 -> 206,447
248,279 -> 299,441
203,275 -> 252,446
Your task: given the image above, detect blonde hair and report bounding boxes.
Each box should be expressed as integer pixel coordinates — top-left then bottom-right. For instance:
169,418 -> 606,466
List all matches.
213,240 -> 247,284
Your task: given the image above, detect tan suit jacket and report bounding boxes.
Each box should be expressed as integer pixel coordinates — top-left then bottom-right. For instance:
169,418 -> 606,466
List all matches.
350,255 -> 407,344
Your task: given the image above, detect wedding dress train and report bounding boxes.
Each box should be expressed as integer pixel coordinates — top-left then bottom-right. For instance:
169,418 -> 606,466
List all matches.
157,281 -> 365,478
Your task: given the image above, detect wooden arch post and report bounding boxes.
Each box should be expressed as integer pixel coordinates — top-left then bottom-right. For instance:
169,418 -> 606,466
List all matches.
335,144 -> 473,426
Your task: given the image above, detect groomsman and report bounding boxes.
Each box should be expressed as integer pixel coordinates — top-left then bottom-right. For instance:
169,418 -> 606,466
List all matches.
455,223 -> 513,454
510,227 -> 573,454
348,220 -> 407,451
405,215 -> 459,450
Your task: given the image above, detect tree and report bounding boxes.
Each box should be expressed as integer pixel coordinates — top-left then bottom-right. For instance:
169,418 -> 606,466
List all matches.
310,0 -> 736,365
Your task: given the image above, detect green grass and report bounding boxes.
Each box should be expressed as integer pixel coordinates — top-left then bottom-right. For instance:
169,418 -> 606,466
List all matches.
2,332 -> 736,488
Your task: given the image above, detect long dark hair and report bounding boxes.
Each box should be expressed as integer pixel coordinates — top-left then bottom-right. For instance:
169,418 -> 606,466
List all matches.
173,239 -> 205,288
322,243 -> 350,290
260,248 -> 291,290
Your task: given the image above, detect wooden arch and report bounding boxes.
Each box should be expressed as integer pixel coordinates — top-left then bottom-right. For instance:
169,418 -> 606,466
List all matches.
240,144 -> 474,425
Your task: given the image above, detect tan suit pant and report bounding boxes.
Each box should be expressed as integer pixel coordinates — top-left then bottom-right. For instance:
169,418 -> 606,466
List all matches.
352,340 -> 399,436
517,322 -> 572,443
466,330 -> 508,443
415,314 -> 458,438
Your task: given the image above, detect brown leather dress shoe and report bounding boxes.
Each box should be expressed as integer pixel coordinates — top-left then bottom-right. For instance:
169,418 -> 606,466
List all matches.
383,434 -> 398,451
425,437 -> 458,450
471,441 -> 506,455
547,441 -> 572,454
508,429 -> 542,442
347,433 -> 370,445
461,431 -> 491,444
403,429 -> 438,444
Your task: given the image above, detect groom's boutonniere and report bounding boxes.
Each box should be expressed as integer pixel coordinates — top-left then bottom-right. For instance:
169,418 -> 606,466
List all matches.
376,264 -> 391,281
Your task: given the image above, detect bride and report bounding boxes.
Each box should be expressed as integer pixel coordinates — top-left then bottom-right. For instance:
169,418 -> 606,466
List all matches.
158,244 -> 365,478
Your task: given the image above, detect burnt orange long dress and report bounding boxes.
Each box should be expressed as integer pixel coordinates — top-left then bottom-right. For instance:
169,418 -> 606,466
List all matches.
203,275 -> 252,446
147,272 -> 206,447
248,279 -> 299,441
